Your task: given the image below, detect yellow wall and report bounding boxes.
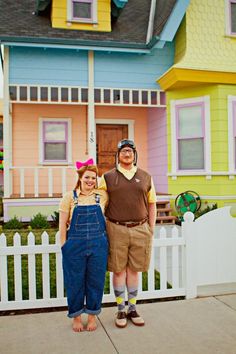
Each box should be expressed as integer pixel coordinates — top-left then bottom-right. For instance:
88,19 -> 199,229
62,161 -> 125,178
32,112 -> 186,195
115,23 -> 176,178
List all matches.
166,84 -> 236,203
52,0 -> 111,32
174,0 -> 236,72
174,16 -> 186,64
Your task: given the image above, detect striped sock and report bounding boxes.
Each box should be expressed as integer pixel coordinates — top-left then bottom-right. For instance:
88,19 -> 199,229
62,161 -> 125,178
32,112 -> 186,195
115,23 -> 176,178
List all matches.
114,286 -> 126,312
127,287 -> 138,313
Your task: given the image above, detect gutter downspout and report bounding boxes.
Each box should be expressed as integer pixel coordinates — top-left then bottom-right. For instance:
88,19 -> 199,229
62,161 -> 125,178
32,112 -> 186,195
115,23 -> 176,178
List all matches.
146,0 -> 157,44
3,46 -> 12,199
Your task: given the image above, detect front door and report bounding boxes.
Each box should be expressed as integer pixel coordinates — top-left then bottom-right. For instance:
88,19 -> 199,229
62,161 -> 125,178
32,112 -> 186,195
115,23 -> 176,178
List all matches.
96,124 -> 128,176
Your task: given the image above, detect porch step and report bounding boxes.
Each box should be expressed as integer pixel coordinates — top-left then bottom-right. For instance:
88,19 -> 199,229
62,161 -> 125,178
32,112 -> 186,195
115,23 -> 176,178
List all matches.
157,207 -> 172,213
156,215 -> 177,224
156,199 -> 177,225
156,200 -> 169,206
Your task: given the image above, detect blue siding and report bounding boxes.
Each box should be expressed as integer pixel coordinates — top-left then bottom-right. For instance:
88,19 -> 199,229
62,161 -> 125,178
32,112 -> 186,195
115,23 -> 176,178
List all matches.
9,47 -> 88,86
94,43 -> 175,89
9,42 -> 174,89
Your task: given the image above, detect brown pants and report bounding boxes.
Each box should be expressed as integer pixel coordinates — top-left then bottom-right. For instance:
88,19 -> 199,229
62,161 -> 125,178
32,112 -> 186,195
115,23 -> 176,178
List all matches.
106,220 -> 153,272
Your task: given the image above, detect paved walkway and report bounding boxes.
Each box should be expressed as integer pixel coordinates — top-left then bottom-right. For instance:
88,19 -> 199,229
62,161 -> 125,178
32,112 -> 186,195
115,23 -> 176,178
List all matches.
1,295 -> 236,354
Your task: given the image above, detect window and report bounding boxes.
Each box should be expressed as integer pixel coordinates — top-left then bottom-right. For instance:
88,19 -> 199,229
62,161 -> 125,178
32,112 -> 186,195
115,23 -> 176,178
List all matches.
177,104 -> 204,170
39,119 -> 72,164
67,0 -> 97,23
226,0 -> 236,35
170,96 -> 211,176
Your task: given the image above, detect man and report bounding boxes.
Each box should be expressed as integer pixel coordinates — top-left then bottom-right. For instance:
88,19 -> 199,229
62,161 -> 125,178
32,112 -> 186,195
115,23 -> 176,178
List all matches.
99,139 -> 156,328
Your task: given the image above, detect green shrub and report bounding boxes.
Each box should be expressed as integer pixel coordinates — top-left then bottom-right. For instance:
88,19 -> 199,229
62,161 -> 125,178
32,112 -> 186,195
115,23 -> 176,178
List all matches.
29,213 -> 50,229
195,203 -> 217,219
3,216 -> 23,230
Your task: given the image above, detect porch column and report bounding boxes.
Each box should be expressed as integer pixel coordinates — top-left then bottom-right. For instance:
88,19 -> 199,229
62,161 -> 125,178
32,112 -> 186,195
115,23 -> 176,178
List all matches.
87,50 -> 96,162
3,46 -> 12,198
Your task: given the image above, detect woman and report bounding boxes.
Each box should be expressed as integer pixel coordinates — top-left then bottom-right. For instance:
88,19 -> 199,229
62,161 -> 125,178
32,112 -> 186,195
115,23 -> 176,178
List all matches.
59,159 -> 108,332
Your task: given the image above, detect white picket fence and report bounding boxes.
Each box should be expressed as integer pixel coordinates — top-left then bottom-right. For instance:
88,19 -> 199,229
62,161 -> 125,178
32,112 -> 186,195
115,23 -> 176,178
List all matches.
0,225 -> 186,311
2,206 -> 235,311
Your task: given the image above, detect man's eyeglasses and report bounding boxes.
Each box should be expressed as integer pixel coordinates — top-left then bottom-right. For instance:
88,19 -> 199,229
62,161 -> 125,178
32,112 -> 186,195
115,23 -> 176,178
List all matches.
120,149 -> 134,155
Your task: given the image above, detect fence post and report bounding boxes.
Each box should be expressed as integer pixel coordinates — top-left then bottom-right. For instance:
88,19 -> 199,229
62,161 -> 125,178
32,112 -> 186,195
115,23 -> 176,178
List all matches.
182,212 -> 197,299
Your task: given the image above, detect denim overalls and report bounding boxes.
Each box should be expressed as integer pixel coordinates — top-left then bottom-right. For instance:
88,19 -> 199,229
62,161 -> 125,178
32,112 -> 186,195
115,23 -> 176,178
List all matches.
61,190 -> 108,318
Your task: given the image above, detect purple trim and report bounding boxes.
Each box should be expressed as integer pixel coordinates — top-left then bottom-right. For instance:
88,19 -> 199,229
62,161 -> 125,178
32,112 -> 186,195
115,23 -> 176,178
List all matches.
229,0 -> 236,35
72,0 -> 93,22
147,107 -> 168,193
176,102 -> 205,171
42,121 -> 68,163
233,101 -> 236,168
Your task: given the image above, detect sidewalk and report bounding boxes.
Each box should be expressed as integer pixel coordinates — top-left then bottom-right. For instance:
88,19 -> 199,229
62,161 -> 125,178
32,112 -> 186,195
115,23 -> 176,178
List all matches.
1,295 -> 236,354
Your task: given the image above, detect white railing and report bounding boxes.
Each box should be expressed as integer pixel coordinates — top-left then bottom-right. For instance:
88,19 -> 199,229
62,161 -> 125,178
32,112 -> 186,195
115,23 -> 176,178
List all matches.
9,85 -> 166,107
0,226 -> 185,311
6,166 -> 77,198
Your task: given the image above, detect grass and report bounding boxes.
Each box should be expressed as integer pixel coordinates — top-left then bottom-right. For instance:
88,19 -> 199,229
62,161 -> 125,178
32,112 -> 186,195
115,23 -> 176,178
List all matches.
3,230 -> 172,301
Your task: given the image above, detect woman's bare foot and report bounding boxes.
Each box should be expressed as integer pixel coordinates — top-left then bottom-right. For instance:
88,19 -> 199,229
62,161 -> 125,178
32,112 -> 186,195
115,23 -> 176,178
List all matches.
72,316 -> 84,332
87,315 -> 97,331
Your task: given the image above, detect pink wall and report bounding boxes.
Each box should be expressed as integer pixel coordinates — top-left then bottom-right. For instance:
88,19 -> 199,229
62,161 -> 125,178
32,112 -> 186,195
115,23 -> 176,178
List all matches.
11,104 -> 150,194
12,104 -> 88,165
11,104 -> 167,195
147,107 -> 168,193
12,104 -> 88,194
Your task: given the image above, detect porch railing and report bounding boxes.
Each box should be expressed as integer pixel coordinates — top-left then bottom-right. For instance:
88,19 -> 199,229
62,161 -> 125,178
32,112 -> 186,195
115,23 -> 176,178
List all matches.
9,85 -> 166,108
5,166 -> 77,198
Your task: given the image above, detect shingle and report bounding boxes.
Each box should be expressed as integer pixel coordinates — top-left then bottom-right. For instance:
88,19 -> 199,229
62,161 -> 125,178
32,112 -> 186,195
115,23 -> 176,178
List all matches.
154,0 -> 178,36
0,0 -> 177,48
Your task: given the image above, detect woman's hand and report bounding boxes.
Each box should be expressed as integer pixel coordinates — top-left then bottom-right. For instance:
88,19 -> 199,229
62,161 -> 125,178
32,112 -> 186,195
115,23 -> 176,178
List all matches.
59,211 -> 69,247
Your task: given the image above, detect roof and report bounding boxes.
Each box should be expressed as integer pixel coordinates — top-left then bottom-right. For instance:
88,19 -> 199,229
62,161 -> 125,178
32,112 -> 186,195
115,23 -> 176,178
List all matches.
153,0 -> 178,36
0,0 -> 178,50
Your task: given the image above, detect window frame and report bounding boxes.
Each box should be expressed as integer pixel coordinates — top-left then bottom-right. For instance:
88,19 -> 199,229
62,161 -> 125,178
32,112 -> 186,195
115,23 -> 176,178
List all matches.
225,0 -> 236,36
67,0 -> 98,24
228,96 -> 236,174
39,118 -> 72,165
170,96 -> 211,177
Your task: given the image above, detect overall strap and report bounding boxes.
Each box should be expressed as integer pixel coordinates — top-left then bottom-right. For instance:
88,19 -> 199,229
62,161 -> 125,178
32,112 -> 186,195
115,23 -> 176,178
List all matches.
95,194 -> 100,204
73,189 -> 79,205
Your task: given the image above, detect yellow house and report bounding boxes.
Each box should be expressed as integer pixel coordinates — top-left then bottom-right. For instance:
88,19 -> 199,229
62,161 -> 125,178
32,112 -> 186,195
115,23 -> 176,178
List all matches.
158,0 -> 236,209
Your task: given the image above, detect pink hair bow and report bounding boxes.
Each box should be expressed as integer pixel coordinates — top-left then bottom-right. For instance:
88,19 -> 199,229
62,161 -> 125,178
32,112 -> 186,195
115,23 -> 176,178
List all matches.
75,158 -> 94,170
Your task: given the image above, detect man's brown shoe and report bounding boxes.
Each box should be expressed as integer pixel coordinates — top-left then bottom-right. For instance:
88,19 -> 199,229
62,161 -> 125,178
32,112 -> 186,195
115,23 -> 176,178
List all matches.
127,310 -> 145,326
115,311 -> 127,328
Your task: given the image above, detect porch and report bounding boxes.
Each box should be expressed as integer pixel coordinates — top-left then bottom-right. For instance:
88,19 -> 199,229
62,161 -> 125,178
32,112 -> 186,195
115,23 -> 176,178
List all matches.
2,84 -> 168,221
3,165 -> 76,222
